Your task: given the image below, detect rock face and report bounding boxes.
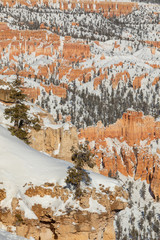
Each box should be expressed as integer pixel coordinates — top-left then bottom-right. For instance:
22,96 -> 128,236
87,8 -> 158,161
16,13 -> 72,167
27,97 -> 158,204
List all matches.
30,117 -> 78,161
79,110 -> 160,146
79,110 -> 160,200
0,89 -> 12,103
0,183 -> 127,240
0,80 -> 13,103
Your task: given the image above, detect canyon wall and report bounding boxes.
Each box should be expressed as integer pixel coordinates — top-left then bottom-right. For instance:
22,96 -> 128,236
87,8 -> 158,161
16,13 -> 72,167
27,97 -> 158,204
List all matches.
79,110 -> 160,146
0,183 -> 127,240
79,110 -> 160,200
30,125 -> 78,161
30,115 -> 78,162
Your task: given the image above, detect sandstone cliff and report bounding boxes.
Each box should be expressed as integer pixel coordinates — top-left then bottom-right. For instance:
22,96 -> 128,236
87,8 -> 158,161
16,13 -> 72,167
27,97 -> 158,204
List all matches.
79,109 -> 160,146
30,123 -> 78,161
0,184 -> 127,240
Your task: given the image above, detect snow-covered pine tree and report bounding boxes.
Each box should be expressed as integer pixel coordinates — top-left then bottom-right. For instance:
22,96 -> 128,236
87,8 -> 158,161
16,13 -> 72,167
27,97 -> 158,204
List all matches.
5,73 -> 40,144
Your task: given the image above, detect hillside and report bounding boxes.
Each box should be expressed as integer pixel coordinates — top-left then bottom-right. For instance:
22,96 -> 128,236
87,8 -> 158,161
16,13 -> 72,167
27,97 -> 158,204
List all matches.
0,125 -> 127,239
0,1 -> 159,128
0,0 -> 160,239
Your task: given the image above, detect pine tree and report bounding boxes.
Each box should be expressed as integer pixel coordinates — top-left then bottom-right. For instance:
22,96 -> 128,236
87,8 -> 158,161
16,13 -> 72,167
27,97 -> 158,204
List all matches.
5,74 -> 40,144
140,182 -> 146,200
65,141 -> 95,198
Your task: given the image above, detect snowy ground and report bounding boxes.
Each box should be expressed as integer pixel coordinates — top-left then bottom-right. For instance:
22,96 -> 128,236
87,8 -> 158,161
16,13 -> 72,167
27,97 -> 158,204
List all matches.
115,173 -> 160,240
0,229 -> 32,240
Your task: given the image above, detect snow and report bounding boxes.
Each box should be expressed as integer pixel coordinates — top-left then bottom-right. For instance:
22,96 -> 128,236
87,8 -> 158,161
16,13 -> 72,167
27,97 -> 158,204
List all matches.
0,85 -> 10,90
53,143 -> 61,155
133,47 -> 160,61
127,107 -> 136,112
0,229 -> 32,240
42,118 -> 72,131
63,122 -> 71,131
0,2 -> 159,130
0,125 -> 120,218
42,117 -> 62,129
0,102 -> 12,128
85,197 -> 106,214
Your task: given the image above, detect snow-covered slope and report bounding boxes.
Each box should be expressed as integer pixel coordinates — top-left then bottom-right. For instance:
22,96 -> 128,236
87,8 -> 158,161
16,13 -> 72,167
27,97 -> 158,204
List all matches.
0,124 -> 119,188
0,125 -> 120,214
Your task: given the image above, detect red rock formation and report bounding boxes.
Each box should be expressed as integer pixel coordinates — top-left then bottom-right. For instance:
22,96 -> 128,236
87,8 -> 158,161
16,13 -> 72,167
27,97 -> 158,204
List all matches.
152,76 -> 160,85
40,83 -> 66,98
133,74 -> 148,89
63,42 -> 91,60
147,63 -> 160,69
94,74 -> 106,90
0,182 -> 127,240
146,41 -> 160,49
79,110 -> 160,199
67,69 -> 84,82
23,87 -> 41,103
1,0 -> 138,19
0,22 -> 9,30
0,0 -> 159,202
79,110 -> 160,146
112,71 -> 130,88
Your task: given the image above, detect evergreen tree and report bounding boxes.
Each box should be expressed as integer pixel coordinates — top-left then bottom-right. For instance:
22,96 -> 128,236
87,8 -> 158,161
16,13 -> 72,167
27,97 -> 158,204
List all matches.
65,141 -> 95,198
140,182 -> 146,200
5,74 -> 40,143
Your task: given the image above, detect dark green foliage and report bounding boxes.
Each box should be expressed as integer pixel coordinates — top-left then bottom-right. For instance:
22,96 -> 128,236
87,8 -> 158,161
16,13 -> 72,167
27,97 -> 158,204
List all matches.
130,225 -> 138,240
153,219 -> 159,235
54,77 -> 160,129
128,181 -> 133,199
116,216 -> 122,239
65,141 -> 95,198
31,117 -> 41,131
122,235 -> 127,240
9,126 -> 29,144
140,182 -> 146,200
70,142 -> 95,169
5,103 -> 29,128
4,74 -> 40,143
